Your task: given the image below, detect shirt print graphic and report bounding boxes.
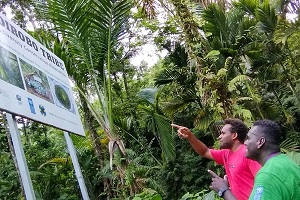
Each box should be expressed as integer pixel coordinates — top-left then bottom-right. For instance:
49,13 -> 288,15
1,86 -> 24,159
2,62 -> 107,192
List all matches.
254,187 -> 264,200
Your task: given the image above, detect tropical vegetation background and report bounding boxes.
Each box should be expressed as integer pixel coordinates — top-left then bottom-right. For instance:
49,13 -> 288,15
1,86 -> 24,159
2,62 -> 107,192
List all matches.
0,0 -> 300,199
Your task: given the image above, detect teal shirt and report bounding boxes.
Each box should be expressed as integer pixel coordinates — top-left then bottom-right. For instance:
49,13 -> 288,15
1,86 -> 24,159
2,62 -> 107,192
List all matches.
249,154 -> 300,200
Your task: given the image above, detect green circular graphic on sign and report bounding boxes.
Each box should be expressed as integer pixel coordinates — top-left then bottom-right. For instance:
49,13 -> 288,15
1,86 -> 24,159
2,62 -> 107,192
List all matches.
54,85 -> 71,110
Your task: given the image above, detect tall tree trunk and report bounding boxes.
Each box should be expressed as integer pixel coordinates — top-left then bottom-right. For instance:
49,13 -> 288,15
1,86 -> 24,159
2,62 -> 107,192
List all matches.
122,68 -> 130,100
170,0 -> 235,121
171,0 -> 207,57
79,94 -> 112,199
80,94 -> 104,166
170,0 -> 211,83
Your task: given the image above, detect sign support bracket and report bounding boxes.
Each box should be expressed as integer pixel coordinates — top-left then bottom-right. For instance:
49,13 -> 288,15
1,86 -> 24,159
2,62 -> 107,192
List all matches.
6,113 -> 36,200
64,131 -> 90,200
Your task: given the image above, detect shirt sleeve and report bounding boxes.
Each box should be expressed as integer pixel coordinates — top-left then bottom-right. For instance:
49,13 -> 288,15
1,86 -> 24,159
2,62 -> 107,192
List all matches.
249,173 -> 281,200
210,149 -> 227,165
246,158 -> 261,177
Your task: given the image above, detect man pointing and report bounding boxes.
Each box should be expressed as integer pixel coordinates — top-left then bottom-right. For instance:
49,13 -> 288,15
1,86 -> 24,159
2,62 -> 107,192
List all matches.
172,119 -> 261,200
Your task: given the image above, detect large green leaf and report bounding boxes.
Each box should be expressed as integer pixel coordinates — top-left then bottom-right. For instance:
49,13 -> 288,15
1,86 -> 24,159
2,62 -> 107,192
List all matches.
137,87 -> 175,161
91,0 -> 133,44
153,113 -> 175,161
205,50 -> 220,59
138,87 -> 158,105
256,2 -> 277,33
233,0 -> 259,16
202,4 -> 227,43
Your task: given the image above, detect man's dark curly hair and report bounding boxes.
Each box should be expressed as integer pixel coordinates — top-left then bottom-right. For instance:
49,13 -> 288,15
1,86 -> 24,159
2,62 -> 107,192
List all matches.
224,118 -> 249,143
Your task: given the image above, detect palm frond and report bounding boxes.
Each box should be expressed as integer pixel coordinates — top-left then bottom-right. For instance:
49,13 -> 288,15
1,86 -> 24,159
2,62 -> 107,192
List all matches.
232,104 -> 253,125
274,20 -> 300,46
153,113 -> 175,161
233,0 -> 259,16
137,92 -> 175,161
256,2 -> 277,33
280,137 -> 300,153
162,99 -> 193,116
202,3 -> 227,43
43,0 -> 95,89
114,116 -> 133,133
154,68 -> 182,86
92,0 -> 132,45
38,157 -> 71,169
194,109 -> 217,132
45,0 -> 92,51
228,74 -> 250,92
226,8 -> 245,44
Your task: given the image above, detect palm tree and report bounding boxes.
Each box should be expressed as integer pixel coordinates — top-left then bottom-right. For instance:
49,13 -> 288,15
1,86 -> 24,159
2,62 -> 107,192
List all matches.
40,0 -> 133,197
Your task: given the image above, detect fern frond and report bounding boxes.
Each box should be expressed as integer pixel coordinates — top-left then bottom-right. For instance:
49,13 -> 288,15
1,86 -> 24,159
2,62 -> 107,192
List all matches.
280,137 -> 300,153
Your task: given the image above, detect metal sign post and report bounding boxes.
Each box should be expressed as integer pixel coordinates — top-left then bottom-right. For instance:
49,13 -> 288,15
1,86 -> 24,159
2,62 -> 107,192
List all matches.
64,131 -> 90,200
6,113 -> 36,200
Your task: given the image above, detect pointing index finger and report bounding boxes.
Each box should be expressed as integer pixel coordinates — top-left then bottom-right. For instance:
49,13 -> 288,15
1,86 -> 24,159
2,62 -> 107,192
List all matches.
171,124 -> 182,129
207,169 -> 219,178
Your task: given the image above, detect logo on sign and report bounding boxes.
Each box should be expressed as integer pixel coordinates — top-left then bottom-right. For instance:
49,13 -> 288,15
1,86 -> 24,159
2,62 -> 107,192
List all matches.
39,104 -> 46,116
27,98 -> 36,114
16,94 -> 22,105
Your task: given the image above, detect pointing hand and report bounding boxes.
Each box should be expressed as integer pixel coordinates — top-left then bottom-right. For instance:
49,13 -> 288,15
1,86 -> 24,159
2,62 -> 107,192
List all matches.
171,124 -> 193,139
208,169 -> 229,192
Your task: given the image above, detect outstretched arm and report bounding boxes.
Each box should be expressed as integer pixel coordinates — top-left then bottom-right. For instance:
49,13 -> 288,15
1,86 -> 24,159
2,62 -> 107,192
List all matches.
171,124 -> 213,160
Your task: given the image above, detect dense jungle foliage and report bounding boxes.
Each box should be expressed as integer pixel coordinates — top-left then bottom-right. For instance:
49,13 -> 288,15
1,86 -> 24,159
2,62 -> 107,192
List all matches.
1,0 -> 300,199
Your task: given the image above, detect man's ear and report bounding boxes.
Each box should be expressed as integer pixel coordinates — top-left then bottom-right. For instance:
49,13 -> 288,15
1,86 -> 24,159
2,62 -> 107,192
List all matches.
257,137 -> 266,149
232,132 -> 238,140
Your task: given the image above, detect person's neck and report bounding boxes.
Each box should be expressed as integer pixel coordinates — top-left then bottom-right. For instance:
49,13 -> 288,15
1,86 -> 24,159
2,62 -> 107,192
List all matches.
230,142 -> 242,152
259,151 -> 281,165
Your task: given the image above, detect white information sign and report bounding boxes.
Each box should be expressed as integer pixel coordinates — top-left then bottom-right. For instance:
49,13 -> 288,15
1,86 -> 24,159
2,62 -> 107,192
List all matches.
0,13 -> 84,136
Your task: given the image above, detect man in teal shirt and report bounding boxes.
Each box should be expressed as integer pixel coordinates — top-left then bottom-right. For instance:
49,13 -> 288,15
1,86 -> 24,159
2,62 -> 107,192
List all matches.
209,119 -> 300,200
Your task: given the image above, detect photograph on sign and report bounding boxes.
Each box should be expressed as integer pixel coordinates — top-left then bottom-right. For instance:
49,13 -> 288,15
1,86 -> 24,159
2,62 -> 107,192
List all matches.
0,45 -> 25,89
0,13 -> 84,136
20,59 -> 54,103
48,77 -> 75,114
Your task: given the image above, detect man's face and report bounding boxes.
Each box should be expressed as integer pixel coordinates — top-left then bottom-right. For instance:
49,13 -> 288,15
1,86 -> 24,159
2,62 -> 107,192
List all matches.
245,126 -> 260,160
218,124 -> 234,149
